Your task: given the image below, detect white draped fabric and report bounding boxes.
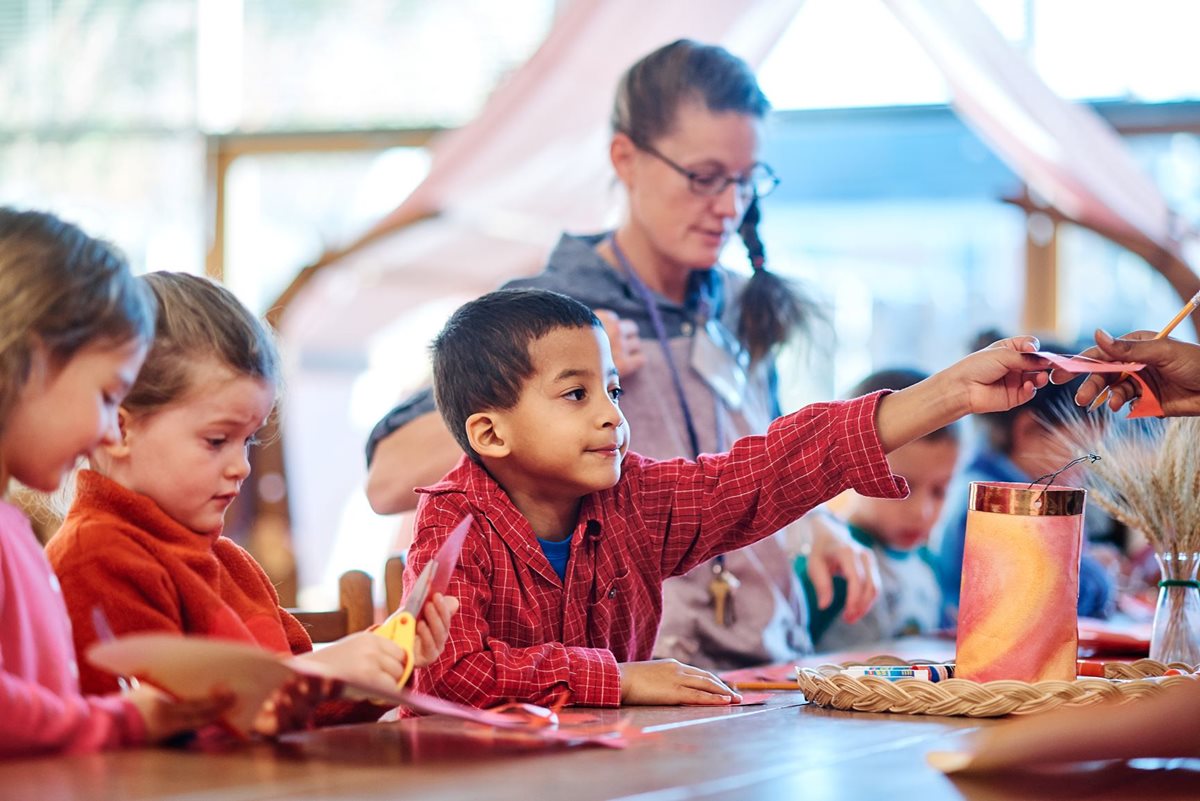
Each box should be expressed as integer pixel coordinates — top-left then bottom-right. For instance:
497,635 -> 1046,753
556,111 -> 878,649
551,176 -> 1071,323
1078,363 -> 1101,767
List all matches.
883,0 -> 1187,254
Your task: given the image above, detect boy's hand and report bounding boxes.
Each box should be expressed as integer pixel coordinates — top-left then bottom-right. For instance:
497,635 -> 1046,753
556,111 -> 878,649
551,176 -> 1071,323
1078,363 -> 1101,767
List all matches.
877,336 -> 1049,453
595,309 -> 647,377
412,593 -> 459,669
958,336 -> 1050,415
618,659 -> 742,706
127,684 -> 234,743
802,513 -> 880,622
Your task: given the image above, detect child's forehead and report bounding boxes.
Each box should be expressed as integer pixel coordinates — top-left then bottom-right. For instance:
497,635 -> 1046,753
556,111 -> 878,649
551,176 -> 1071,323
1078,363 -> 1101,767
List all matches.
527,325 -> 606,359
523,326 -> 612,377
173,359 -> 277,410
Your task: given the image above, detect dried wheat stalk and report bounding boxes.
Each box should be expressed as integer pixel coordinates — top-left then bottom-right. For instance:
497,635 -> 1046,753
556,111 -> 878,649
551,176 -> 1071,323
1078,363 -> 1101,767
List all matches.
1053,413 -> 1200,660
1052,413 -> 1200,556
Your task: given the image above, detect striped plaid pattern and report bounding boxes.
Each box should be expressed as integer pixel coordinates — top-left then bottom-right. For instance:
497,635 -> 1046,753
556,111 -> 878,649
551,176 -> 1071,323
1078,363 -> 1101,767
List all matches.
405,392 -> 906,708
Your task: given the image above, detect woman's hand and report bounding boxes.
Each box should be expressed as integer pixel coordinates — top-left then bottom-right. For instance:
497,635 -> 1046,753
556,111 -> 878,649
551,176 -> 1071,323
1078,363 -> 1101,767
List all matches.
1056,330 -> 1200,417
595,309 -> 647,377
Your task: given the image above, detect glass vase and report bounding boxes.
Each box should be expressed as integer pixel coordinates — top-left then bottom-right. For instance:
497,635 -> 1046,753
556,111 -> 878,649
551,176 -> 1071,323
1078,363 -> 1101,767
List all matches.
1149,549 -> 1200,665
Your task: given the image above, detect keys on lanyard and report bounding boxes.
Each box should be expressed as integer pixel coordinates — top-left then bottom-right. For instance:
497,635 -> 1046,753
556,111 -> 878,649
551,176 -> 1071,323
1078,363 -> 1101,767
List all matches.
708,559 -> 740,626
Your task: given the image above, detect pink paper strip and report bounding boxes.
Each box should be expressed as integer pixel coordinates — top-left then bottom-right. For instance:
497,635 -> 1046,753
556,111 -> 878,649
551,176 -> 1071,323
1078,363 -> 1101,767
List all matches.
431,514 -> 472,597
1034,351 -> 1163,418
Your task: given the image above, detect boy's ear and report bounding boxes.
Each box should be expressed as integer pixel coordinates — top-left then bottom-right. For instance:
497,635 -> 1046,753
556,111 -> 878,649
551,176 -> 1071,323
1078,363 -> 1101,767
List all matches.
465,411 -> 510,459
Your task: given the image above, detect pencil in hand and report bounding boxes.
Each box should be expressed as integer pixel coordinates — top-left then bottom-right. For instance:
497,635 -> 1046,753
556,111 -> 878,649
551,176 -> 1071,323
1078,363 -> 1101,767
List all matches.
1088,289 -> 1200,412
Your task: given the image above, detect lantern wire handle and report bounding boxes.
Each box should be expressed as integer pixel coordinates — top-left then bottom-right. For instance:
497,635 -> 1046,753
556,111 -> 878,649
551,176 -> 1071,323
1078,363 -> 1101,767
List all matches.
1028,453 -> 1100,493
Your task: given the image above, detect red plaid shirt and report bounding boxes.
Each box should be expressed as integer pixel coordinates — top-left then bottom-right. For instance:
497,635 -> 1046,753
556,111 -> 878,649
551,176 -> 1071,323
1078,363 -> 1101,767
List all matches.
405,392 -> 906,708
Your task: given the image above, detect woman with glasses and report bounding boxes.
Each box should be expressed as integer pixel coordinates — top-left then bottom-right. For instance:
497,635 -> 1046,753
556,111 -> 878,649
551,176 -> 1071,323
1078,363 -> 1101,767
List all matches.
366,39 -> 879,671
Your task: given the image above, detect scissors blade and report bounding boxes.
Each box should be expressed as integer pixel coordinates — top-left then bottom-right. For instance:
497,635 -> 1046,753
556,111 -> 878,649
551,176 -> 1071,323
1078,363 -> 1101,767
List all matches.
399,560 -> 436,618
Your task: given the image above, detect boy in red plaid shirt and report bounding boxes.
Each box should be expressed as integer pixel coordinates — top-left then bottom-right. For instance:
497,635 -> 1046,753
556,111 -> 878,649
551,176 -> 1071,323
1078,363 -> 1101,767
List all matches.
405,288 -> 1049,708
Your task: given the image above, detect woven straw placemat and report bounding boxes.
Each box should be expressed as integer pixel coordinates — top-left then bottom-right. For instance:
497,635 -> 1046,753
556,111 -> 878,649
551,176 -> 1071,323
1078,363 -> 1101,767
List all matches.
795,656 -> 1199,717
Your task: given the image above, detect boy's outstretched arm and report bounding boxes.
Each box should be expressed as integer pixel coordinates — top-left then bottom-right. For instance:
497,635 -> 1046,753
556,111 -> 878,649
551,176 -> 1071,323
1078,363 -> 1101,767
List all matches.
875,336 -> 1049,453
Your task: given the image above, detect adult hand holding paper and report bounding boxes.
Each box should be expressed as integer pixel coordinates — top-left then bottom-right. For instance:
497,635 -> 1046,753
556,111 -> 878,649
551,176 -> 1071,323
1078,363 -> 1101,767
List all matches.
1039,349 -> 1164,418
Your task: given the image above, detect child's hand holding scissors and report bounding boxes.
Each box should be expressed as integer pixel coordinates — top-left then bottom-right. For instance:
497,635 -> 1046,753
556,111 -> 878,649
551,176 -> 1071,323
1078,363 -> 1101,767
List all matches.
294,590 -> 458,698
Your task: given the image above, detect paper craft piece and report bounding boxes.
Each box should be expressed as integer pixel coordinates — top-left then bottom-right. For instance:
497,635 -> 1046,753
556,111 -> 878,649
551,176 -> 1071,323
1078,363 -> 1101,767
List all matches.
89,635 -> 298,735
430,513 -> 473,598
1034,351 -> 1164,419
928,676 -> 1200,774
956,482 -> 1085,683
88,633 -> 633,747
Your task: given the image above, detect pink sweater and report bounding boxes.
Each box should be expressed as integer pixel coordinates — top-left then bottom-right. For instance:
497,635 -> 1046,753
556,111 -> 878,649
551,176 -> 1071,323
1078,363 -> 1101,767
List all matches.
0,501 -> 144,757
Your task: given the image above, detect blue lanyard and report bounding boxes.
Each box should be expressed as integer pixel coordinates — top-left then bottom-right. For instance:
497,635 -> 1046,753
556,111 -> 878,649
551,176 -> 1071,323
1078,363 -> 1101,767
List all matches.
607,234 -> 701,459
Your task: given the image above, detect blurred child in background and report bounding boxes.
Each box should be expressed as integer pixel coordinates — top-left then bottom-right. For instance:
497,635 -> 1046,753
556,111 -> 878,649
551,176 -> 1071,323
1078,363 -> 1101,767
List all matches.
798,369 -> 958,650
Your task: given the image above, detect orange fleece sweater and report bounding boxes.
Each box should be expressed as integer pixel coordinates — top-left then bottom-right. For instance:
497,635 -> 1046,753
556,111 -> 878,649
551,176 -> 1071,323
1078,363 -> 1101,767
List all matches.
47,470 -> 311,695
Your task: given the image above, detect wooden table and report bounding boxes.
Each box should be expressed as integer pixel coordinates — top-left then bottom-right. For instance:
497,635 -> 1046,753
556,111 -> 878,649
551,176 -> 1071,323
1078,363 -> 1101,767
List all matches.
3,692 -> 1198,800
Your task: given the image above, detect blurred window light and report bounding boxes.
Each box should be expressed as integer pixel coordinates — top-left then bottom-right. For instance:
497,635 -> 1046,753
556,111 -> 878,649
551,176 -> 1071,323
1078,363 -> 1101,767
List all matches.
761,0 -> 1200,111
197,0 -> 244,133
236,0 -> 556,130
224,146 -> 432,314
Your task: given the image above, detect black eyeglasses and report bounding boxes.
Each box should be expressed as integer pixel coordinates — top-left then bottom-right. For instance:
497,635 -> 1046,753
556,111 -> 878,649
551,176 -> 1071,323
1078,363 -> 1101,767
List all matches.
635,142 -> 779,199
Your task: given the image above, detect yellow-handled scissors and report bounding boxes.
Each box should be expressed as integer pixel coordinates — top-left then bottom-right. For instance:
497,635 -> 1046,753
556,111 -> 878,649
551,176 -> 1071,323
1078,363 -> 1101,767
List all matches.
374,560 -> 436,689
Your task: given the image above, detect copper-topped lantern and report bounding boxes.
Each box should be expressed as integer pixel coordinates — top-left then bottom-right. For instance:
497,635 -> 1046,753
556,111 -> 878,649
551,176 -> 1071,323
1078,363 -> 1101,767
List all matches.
955,481 -> 1087,683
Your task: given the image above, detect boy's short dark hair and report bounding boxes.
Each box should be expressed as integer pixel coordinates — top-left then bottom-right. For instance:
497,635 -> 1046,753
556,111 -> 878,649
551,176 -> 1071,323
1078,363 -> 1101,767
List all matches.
432,288 -> 602,461
848,367 -> 960,444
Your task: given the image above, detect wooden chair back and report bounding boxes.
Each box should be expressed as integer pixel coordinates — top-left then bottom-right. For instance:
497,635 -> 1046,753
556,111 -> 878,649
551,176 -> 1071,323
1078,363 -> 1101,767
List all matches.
384,553 -> 407,616
288,569 -> 374,643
